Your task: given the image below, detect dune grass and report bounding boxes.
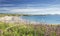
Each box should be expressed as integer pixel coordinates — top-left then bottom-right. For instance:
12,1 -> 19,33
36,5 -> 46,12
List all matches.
0,22 -> 59,36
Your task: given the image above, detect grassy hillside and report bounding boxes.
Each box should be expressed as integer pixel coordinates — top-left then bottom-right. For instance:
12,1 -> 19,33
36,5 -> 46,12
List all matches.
0,22 -> 60,36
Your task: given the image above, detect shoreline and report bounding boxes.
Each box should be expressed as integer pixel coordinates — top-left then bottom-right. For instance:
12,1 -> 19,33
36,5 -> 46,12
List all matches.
0,16 -> 60,25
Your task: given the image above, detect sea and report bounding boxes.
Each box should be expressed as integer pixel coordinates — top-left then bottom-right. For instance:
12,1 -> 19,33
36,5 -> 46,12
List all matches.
21,15 -> 60,24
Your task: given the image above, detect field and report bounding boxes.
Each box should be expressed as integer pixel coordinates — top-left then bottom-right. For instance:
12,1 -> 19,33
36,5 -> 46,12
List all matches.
0,22 -> 60,36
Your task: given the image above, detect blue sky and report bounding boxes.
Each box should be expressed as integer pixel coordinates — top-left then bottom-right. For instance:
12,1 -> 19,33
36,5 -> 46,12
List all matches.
0,0 -> 60,14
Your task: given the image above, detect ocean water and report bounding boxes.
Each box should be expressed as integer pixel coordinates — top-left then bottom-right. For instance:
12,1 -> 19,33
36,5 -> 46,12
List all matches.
21,15 -> 60,24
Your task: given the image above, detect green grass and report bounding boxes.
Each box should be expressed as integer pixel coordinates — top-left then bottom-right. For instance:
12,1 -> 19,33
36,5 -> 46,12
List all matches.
0,22 -> 59,36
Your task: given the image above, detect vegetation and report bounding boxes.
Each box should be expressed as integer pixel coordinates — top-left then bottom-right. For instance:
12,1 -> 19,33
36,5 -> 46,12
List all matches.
0,22 -> 60,36
0,13 -> 60,36
0,13 -> 57,17
0,13 -> 31,17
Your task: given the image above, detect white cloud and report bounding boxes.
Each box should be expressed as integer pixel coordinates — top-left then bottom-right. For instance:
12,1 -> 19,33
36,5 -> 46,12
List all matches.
10,8 -> 43,12
0,4 -> 60,14
8,7 -> 60,14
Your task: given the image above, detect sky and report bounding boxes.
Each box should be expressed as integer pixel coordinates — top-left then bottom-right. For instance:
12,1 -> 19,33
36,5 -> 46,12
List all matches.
0,0 -> 60,14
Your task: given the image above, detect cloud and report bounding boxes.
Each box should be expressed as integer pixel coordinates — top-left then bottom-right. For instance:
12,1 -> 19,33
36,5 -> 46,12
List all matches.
0,4 -> 50,7
9,8 -> 60,14
10,9 -> 42,12
0,4 -> 60,14
0,7 -> 59,14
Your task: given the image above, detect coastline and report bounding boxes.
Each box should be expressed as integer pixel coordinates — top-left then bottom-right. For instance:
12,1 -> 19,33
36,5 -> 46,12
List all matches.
0,16 -> 60,25
0,16 -> 41,24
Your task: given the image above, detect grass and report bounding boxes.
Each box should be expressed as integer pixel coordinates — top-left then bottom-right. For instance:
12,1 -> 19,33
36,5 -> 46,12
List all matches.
0,22 -> 60,36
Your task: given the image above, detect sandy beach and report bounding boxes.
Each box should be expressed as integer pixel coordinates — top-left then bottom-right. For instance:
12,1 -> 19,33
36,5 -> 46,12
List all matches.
0,16 -> 41,24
